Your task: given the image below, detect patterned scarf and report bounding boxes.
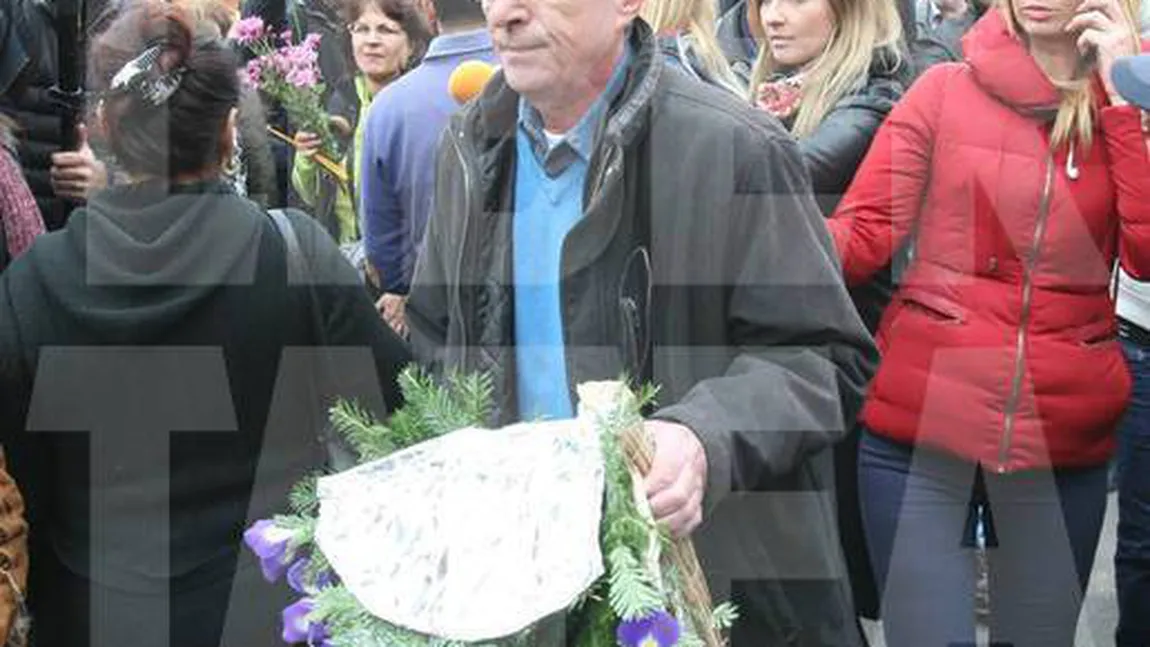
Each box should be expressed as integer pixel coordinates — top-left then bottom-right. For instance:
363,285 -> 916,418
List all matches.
755,74 -> 805,121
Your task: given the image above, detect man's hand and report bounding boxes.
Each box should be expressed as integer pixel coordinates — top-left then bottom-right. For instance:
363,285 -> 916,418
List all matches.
50,124 -> 108,201
644,420 -> 708,539
376,293 -> 408,337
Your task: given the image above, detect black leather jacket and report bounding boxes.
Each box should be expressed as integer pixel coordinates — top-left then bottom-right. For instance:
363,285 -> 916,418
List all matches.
792,55 -> 909,216
777,53 -> 911,333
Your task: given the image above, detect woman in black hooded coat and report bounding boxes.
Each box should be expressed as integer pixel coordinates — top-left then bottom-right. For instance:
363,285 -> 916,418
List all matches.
0,5 -> 410,645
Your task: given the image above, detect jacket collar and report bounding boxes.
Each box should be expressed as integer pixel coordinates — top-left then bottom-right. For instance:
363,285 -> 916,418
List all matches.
517,41 -> 631,171
426,29 -> 494,60
465,19 -> 663,154
963,9 -> 1105,117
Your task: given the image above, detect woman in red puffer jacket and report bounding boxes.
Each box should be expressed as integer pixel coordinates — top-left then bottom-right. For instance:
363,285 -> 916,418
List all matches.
827,0 -> 1150,645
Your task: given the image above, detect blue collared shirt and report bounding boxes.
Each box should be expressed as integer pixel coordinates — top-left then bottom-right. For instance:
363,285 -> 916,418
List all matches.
425,28 -> 496,60
516,45 -> 632,177
512,45 -> 631,421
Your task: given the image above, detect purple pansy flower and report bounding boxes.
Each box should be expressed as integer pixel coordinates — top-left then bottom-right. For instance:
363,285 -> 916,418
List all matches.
307,619 -> 333,647
616,610 -> 680,647
282,598 -> 332,646
243,519 -> 298,583
228,16 -> 266,45
281,598 -> 315,643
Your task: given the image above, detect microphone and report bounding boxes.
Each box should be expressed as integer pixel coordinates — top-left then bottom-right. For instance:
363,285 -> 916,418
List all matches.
448,60 -> 496,105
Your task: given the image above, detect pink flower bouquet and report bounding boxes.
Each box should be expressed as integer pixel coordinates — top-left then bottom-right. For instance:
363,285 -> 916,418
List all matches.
228,17 -> 347,184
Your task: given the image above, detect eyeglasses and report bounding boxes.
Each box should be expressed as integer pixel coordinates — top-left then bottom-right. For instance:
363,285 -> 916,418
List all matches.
348,23 -> 402,38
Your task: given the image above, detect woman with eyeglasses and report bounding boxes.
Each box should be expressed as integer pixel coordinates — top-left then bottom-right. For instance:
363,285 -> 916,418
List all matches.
291,0 -> 432,252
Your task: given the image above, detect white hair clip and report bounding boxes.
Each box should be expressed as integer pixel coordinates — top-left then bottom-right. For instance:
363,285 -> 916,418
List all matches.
109,45 -> 186,107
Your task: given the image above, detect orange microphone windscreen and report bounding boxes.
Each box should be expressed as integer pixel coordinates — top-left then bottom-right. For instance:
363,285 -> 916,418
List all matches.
448,60 -> 497,105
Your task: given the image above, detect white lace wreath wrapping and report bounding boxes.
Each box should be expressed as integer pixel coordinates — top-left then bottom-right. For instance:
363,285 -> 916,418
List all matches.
314,417 -> 606,642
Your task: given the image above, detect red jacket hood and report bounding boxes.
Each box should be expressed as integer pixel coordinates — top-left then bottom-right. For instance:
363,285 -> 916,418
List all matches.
962,9 -> 1109,116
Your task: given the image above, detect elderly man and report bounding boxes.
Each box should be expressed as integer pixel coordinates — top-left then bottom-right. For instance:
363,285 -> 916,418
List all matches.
406,0 -> 877,643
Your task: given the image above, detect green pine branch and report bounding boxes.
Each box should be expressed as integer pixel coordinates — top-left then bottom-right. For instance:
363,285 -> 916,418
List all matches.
446,371 -> 495,426
605,546 -> 664,621
634,381 -> 661,412
273,513 -> 317,553
330,399 -> 397,460
304,547 -> 332,586
288,473 -> 321,516
329,367 -> 497,464
314,585 -> 534,647
711,602 -> 739,631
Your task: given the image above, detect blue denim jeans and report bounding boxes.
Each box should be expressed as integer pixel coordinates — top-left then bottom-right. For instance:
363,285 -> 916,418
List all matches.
1116,336 -> 1150,646
859,430 -> 1108,647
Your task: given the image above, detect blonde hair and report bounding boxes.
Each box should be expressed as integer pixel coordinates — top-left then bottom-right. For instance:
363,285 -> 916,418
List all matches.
746,0 -> 903,138
642,0 -> 746,94
999,0 -> 1141,150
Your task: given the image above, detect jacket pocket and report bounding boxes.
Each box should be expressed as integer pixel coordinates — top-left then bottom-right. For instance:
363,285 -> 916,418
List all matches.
898,287 -> 965,325
617,247 -> 652,384
620,296 -> 643,378
1077,318 -> 1118,349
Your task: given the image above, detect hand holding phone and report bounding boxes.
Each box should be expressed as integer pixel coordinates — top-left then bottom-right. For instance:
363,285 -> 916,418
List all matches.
1065,0 -> 1139,102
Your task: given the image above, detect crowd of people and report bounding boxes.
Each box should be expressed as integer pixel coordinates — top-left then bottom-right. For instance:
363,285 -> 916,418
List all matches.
0,0 -> 1149,645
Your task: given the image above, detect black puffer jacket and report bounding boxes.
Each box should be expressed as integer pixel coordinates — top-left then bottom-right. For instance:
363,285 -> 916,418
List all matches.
0,0 -> 118,230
